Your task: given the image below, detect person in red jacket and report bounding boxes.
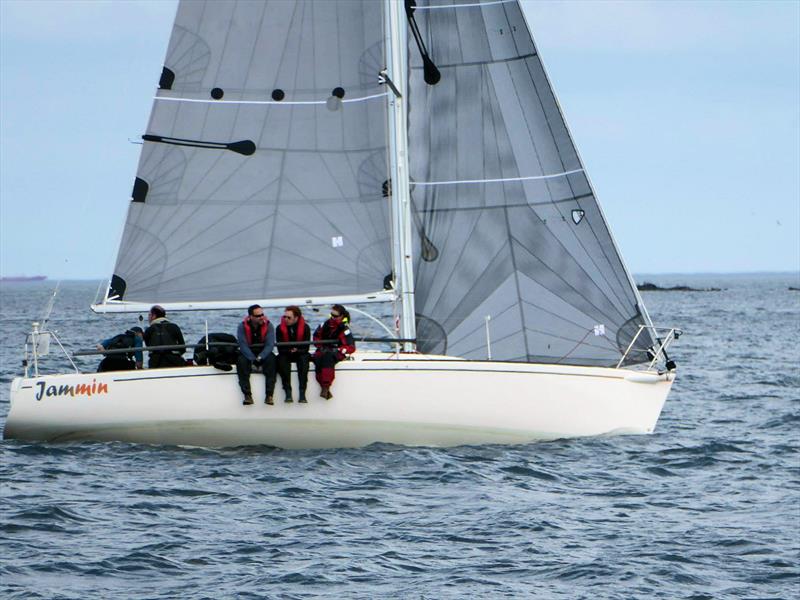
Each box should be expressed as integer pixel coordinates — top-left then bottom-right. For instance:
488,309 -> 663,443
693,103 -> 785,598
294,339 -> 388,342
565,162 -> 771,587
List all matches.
276,305 -> 311,403
312,304 -> 355,399
236,304 -> 276,405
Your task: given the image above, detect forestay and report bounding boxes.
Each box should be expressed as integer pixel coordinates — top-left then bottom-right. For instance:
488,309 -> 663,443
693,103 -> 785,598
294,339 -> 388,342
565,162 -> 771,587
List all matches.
407,0 -> 655,366
107,0 -> 392,306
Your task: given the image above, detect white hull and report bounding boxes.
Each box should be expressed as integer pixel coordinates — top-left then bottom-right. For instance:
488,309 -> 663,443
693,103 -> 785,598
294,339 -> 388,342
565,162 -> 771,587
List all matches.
4,353 -> 674,449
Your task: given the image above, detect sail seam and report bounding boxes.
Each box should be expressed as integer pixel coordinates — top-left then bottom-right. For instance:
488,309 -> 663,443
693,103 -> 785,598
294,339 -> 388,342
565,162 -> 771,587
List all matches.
414,193 -> 594,213
153,92 -> 389,106
413,168 -> 584,186
418,0 -> 516,9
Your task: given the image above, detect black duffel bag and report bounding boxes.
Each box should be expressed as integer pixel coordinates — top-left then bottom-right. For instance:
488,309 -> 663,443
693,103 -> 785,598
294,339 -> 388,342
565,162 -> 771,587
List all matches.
194,333 -> 238,370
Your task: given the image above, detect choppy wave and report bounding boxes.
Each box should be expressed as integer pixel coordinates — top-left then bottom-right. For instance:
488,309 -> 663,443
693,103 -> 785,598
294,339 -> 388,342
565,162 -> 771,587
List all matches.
1,276 -> 799,598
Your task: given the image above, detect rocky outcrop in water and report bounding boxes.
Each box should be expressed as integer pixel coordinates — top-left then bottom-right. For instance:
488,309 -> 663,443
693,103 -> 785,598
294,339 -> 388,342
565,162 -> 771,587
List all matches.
637,282 -> 723,292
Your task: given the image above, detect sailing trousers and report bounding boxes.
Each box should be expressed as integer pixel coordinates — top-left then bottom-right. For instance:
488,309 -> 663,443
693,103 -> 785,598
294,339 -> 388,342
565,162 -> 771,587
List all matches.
237,353 -> 277,396
149,352 -> 185,369
97,357 -> 136,372
276,353 -> 309,392
313,350 -> 342,388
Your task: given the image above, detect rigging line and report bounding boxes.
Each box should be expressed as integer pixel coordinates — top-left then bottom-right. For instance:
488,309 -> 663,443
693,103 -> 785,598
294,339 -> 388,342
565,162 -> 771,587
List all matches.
153,92 -> 389,106
417,0 -> 515,9
413,168 -> 584,186
553,330 -> 594,365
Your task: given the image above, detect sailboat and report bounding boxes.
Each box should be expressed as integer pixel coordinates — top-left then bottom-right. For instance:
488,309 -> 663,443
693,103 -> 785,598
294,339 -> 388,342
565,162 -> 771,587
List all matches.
4,0 -> 679,449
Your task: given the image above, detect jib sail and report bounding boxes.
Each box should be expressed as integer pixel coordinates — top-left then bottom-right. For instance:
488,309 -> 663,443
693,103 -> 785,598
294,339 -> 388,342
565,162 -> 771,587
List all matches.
407,0 -> 655,366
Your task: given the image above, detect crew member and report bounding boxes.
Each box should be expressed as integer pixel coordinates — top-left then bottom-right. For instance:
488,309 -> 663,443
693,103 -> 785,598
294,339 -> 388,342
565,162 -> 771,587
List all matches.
237,304 -> 277,406
312,304 -> 355,399
96,327 -> 144,372
143,305 -> 185,369
276,305 -> 311,403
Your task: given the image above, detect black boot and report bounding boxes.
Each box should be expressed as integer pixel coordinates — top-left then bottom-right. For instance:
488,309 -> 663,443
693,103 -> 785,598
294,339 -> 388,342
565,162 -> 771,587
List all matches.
243,393 -> 254,406
284,387 -> 293,403
298,389 -> 307,403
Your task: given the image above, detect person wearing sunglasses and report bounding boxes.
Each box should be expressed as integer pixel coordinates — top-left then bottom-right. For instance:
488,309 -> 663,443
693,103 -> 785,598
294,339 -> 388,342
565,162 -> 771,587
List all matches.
312,304 -> 356,399
276,305 -> 311,403
236,304 -> 277,406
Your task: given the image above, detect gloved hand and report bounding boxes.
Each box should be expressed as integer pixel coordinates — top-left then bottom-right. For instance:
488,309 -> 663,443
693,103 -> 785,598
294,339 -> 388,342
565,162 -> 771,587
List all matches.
253,358 -> 262,368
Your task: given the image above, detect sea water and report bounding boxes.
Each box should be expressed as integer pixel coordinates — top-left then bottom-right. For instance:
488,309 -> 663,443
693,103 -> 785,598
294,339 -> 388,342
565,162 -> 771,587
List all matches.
1,274 -> 798,599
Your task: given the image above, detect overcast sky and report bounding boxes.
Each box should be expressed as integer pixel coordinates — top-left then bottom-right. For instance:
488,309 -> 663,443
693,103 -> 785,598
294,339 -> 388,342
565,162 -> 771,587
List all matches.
1,0 -> 798,279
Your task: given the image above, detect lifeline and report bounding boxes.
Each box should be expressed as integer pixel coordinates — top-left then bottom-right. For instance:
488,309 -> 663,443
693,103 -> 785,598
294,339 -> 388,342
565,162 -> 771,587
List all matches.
35,379 -> 108,401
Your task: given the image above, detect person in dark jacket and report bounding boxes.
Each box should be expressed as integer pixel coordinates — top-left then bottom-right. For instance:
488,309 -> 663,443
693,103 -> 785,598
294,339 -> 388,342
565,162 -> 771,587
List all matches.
143,305 -> 185,369
276,305 -> 311,403
96,327 -> 144,372
312,304 -> 355,399
237,304 -> 277,406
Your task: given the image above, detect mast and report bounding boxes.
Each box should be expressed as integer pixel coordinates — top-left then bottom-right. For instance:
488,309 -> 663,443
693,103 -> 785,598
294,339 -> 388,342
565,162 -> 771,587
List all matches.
385,0 -> 417,351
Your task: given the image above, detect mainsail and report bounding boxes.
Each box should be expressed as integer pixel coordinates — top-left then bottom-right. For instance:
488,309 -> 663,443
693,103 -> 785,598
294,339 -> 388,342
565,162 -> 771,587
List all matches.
108,0 -> 392,305
407,0 -> 655,366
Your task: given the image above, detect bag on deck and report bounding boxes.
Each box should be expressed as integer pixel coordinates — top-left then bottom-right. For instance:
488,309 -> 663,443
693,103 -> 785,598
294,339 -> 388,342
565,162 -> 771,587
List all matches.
194,333 -> 238,369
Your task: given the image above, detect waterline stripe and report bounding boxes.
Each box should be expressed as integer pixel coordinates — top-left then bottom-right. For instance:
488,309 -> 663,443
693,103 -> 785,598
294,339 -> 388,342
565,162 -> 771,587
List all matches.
418,0 -> 515,9
414,169 -> 585,186
154,92 -> 389,106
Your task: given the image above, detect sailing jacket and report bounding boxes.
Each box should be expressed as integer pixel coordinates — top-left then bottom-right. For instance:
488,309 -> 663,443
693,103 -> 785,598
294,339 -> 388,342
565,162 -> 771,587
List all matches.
237,318 -> 275,362
276,317 -> 311,356
313,318 -> 356,361
144,318 -> 185,355
101,331 -> 144,364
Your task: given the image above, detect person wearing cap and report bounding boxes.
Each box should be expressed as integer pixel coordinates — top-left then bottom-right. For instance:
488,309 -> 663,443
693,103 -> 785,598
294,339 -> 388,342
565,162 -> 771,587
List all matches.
143,305 -> 186,369
96,327 -> 144,372
312,304 -> 356,399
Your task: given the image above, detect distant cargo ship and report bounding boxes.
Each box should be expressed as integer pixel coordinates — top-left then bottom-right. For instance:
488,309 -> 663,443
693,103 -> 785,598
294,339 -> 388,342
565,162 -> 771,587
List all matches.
0,275 -> 47,283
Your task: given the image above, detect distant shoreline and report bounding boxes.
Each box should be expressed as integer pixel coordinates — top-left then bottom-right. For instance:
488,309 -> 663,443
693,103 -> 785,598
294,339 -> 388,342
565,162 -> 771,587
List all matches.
0,275 -> 47,283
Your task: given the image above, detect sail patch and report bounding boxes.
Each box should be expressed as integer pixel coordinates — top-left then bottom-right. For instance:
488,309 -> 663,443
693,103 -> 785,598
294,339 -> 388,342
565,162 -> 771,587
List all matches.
159,67 -> 175,90
131,178 -> 149,203
572,209 -> 585,225
332,236 -> 344,248
210,87 -> 224,99
108,275 -> 127,300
